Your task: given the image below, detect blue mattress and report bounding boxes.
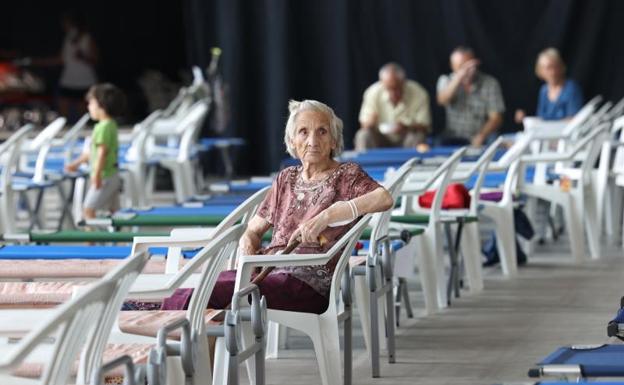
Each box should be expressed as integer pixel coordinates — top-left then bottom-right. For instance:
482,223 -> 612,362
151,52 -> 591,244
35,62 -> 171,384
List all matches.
0,245 -> 198,260
120,204 -> 238,216
538,345 -> 624,377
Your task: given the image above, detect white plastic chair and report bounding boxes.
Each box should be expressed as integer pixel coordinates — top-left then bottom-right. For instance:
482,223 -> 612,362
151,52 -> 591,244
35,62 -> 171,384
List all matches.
234,215 -> 372,385
0,249 -> 149,385
0,125 -> 34,233
477,133 -> 535,277
114,224 -> 246,385
519,125 -> 609,261
393,148 -> 467,312
352,158 -> 418,377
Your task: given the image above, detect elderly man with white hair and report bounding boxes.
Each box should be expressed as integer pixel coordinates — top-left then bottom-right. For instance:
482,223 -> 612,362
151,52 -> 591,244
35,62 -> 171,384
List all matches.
162,99 -> 393,314
355,62 -> 431,151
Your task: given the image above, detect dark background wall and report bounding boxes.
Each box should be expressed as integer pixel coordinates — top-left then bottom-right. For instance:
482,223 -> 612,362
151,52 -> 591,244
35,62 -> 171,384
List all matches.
1,1 -> 187,121
3,0 -> 624,174
186,0 -> 624,174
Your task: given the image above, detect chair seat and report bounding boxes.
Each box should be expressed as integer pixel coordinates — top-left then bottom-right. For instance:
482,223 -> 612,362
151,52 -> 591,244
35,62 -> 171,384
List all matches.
391,214 -> 478,225
0,281 -> 90,308
359,227 -> 424,240
118,309 -> 224,339
479,191 -> 504,202
0,259 -> 171,280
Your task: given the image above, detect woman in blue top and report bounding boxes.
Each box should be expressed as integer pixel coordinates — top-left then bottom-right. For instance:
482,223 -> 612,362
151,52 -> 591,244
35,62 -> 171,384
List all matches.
516,48 -> 583,122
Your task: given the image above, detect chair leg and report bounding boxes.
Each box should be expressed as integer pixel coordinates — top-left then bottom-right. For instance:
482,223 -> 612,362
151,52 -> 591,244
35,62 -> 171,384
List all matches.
492,208 -> 518,277
384,280 -> 396,364
562,196 -> 586,263
400,279 -> 414,318
416,231 -> 440,314
265,321 -> 280,359
460,222 -> 484,292
580,188 -> 601,259
309,317 -> 343,385
353,275 -> 373,371
212,337 -> 228,385
241,323 -> 258,385
394,280 -> 402,326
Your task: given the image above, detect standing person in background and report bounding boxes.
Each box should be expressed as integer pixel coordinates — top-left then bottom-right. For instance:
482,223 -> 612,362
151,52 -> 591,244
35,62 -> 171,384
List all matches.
65,84 -> 125,220
57,10 -> 99,122
437,46 -> 505,147
515,48 -> 583,123
354,62 -> 431,151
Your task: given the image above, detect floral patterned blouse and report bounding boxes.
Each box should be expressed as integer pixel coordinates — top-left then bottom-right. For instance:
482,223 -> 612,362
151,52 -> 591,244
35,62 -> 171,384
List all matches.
256,162 -> 381,297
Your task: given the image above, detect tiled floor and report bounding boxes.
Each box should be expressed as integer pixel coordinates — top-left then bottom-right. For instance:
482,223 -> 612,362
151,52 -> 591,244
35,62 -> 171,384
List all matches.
252,240 -> 623,385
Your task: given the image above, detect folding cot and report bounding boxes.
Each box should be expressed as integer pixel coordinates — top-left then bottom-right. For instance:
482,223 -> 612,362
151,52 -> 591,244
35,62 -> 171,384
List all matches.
526,297 -> 624,383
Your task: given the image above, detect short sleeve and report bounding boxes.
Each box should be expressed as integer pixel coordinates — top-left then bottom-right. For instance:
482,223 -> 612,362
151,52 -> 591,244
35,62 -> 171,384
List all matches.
436,74 -> 450,93
256,170 -> 287,225
92,123 -> 109,146
344,163 -> 383,200
487,78 -> 505,114
358,84 -> 378,125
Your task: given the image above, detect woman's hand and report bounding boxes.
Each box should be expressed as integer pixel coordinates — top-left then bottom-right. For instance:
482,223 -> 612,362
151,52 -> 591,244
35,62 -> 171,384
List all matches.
289,209 -> 330,245
514,109 -> 526,124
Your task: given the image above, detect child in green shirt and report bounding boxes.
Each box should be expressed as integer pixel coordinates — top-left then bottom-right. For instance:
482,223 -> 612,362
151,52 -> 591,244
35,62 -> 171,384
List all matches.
65,83 -> 126,220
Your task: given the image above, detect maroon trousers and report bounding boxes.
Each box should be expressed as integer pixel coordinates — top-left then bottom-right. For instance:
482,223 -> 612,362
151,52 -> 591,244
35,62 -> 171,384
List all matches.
161,270 -> 329,315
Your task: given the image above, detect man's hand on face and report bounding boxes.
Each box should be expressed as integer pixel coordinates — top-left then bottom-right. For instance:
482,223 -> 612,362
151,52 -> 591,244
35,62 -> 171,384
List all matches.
456,59 -> 480,81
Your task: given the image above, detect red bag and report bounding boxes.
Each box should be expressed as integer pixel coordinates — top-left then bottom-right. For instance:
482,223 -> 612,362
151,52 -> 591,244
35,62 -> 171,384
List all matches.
418,183 -> 471,209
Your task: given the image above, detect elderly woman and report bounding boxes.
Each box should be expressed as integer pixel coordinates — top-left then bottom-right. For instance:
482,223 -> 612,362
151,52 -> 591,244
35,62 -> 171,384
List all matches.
515,48 -> 583,122
192,99 -> 393,314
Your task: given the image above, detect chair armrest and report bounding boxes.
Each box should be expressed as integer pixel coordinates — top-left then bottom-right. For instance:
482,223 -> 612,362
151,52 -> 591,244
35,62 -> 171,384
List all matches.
233,253 -> 329,294
237,253 -> 330,269
132,233 -> 213,251
520,152 -> 572,163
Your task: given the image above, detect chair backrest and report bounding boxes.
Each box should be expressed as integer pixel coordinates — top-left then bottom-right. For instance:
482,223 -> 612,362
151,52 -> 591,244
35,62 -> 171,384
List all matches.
61,114 -> 90,166
176,100 -> 210,161
77,250 -> 151,384
463,137 -> 504,214
605,96 -> 624,122
368,158 -> 418,255
325,215 -> 373,307
132,225 -> 245,336
4,250 -> 148,385
401,148 -> 467,227
495,132 -> 534,169
562,95 -> 601,137
0,125 -> 34,233
578,123 -> 610,186
612,116 -> 624,174
25,117 -> 67,183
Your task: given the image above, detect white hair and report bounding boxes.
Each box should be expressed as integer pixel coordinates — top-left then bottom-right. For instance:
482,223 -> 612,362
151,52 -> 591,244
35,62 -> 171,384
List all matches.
284,99 -> 344,159
378,62 -> 406,80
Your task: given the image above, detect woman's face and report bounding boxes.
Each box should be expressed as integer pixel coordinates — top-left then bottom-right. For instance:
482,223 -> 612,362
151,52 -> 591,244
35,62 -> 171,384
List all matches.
291,109 -> 336,165
538,56 -> 563,84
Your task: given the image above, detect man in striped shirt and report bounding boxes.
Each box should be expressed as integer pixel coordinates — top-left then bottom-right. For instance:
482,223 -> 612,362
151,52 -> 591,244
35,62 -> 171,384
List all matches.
437,47 -> 505,147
